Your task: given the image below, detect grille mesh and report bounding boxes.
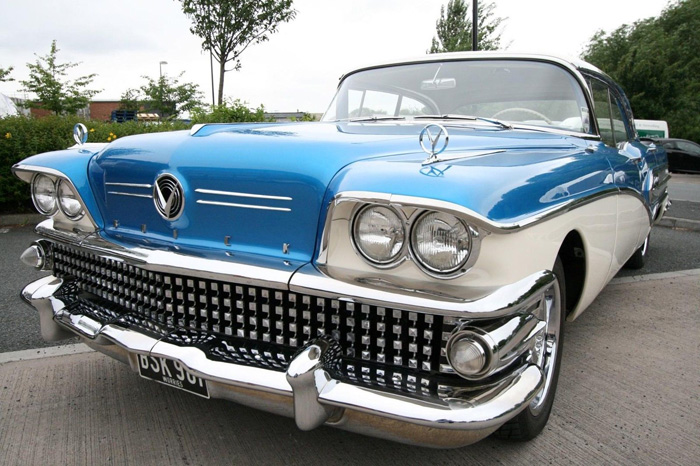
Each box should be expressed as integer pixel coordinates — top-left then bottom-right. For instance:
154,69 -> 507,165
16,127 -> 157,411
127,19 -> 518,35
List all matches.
52,243 -> 451,391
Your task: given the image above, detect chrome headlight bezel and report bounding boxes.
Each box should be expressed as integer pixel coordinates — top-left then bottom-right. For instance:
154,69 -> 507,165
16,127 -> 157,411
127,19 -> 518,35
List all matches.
31,173 -> 58,216
346,199 -> 482,279
57,179 -> 85,221
351,204 -> 407,267
409,210 -> 474,276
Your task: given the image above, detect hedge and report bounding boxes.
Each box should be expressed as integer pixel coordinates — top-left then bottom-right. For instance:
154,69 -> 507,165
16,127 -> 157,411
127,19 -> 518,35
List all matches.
0,116 -> 190,213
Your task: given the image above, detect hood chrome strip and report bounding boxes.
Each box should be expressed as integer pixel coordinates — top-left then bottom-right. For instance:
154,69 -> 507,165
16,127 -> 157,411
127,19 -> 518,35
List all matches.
108,191 -> 153,199
195,189 -> 292,201
106,182 -> 153,189
197,200 -> 291,212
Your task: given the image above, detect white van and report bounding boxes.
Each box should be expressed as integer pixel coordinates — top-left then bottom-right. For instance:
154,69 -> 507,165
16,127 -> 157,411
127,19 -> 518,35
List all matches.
635,119 -> 669,138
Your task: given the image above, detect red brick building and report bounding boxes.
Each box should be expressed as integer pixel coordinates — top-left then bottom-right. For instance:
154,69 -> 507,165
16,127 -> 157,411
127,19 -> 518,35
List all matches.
29,100 -> 122,121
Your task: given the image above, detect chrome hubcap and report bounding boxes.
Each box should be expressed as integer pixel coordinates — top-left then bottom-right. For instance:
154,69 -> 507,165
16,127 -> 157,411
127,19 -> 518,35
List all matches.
530,280 -> 561,415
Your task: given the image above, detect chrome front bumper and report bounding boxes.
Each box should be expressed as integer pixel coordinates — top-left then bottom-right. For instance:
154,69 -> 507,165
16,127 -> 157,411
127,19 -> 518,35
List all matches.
22,272 -> 547,448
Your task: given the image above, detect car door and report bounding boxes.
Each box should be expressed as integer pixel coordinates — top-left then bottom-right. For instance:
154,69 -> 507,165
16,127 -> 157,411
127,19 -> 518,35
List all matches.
587,75 -> 650,270
675,140 -> 700,173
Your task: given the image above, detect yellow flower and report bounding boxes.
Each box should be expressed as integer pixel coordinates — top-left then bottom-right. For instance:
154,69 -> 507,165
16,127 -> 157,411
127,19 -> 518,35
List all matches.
89,128 -> 95,133
4,132 -> 11,139
112,134 -> 117,139
107,137 -> 112,142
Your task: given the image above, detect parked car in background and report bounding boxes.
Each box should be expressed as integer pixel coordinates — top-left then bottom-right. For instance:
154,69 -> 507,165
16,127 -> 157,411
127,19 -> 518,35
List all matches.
642,138 -> 700,174
13,53 -> 669,448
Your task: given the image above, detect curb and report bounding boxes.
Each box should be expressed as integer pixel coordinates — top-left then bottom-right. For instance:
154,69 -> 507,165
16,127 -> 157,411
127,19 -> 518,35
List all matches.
0,343 -> 93,364
610,268 -> 700,285
657,216 -> 700,232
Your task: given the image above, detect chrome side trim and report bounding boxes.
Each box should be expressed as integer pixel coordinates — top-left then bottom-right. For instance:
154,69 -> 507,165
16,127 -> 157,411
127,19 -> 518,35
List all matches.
196,200 -> 291,212
107,191 -> 153,199
195,189 -> 292,201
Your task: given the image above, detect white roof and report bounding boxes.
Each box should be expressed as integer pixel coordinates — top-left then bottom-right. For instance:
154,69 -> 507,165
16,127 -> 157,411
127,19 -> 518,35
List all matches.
0,93 -> 19,117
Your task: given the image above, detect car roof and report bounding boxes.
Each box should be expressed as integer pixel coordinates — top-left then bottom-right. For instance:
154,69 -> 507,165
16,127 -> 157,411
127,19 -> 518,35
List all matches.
339,52 -> 605,82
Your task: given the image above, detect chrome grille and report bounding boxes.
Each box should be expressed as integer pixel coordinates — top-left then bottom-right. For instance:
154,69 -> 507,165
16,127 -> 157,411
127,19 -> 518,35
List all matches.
51,244 -> 448,385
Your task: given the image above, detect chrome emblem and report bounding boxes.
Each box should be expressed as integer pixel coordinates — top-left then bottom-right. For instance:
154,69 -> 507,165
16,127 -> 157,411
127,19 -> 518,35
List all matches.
73,123 -> 88,145
419,124 -> 449,163
153,174 -> 185,221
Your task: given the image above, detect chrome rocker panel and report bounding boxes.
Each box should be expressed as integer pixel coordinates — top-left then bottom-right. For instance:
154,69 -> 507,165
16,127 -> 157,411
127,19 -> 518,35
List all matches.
22,267 -> 548,448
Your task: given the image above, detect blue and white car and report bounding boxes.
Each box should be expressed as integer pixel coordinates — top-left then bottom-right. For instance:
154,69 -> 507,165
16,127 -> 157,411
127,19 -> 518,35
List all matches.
14,53 -> 669,448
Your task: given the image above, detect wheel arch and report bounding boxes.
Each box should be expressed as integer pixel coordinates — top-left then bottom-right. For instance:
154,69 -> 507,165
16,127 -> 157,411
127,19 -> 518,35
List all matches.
557,230 -> 586,319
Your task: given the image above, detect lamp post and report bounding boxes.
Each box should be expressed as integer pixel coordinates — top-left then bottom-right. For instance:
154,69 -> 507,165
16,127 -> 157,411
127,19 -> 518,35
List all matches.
472,0 -> 478,51
159,60 -> 168,78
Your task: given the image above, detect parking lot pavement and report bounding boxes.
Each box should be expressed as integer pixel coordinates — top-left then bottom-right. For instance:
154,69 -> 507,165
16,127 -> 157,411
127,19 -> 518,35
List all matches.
0,270 -> 698,466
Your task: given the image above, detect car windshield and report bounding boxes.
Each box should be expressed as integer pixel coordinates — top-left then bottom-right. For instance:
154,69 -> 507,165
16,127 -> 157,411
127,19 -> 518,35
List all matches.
322,59 -> 591,134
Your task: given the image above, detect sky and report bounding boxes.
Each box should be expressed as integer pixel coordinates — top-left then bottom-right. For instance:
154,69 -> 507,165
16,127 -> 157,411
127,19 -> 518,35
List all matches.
0,0 -> 672,114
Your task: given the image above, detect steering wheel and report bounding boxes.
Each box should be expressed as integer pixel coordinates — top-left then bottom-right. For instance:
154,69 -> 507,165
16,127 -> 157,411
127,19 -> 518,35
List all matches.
491,107 -> 553,125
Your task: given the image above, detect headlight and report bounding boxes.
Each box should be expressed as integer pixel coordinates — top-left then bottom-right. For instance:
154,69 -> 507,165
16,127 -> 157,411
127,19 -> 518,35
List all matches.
411,211 -> 472,273
352,205 -> 405,264
57,180 -> 84,220
446,332 -> 489,378
31,174 -> 57,215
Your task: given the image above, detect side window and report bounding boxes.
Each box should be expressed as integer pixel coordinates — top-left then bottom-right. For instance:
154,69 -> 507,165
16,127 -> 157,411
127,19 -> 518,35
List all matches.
677,141 -> 700,155
350,90 -> 398,118
399,96 -> 430,116
589,79 -> 615,146
609,93 -> 631,144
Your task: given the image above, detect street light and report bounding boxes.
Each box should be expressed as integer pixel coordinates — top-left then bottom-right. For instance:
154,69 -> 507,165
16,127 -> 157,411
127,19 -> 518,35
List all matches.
159,61 -> 168,78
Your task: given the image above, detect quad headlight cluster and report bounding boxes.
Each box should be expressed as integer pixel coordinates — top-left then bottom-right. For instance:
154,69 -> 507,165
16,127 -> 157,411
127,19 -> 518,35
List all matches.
352,204 -> 477,277
31,174 -> 85,220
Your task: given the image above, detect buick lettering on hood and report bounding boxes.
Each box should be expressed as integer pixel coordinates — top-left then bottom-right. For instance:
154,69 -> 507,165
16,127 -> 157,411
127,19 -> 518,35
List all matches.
14,53 -> 669,447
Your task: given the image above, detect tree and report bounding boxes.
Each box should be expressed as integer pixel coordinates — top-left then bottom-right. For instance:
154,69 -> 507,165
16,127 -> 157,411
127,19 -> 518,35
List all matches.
119,89 -> 141,112
429,0 -> 505,53
135,73 -> 203,120
582,0 -> 700,142
20,40 -> 99,115
0,66 -> 13,82
178,0 -> 296,105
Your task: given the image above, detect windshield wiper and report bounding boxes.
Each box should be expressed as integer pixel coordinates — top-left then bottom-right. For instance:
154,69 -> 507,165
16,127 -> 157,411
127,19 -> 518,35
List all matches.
348,116 -> 406,122
414,114 -> 512,130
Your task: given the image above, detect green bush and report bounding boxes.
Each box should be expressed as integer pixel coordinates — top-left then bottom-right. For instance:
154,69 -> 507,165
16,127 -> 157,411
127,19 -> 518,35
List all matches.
191,99 -> 273,124
0,115 -> 190,213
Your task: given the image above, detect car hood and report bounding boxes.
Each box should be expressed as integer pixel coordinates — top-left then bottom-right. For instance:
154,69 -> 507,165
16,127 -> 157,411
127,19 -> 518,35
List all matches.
87,121 -> 592,262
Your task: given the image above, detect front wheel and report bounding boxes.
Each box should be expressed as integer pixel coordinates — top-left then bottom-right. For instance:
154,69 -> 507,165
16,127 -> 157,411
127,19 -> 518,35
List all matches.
494,257 -> 566,441
624,233 -> 649,269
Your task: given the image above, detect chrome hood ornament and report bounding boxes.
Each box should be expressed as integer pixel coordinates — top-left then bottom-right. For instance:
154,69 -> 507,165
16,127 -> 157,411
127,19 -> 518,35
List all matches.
419,124 -> 449,165
153,174 -> 185,221
73,123 -> 88,145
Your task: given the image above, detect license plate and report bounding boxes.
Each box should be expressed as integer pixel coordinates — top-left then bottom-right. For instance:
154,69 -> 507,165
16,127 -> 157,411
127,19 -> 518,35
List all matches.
138,354 -> 209,398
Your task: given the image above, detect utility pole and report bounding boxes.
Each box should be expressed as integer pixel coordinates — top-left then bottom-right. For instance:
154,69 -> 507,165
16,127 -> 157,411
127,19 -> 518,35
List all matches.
472,0 -> 478,51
